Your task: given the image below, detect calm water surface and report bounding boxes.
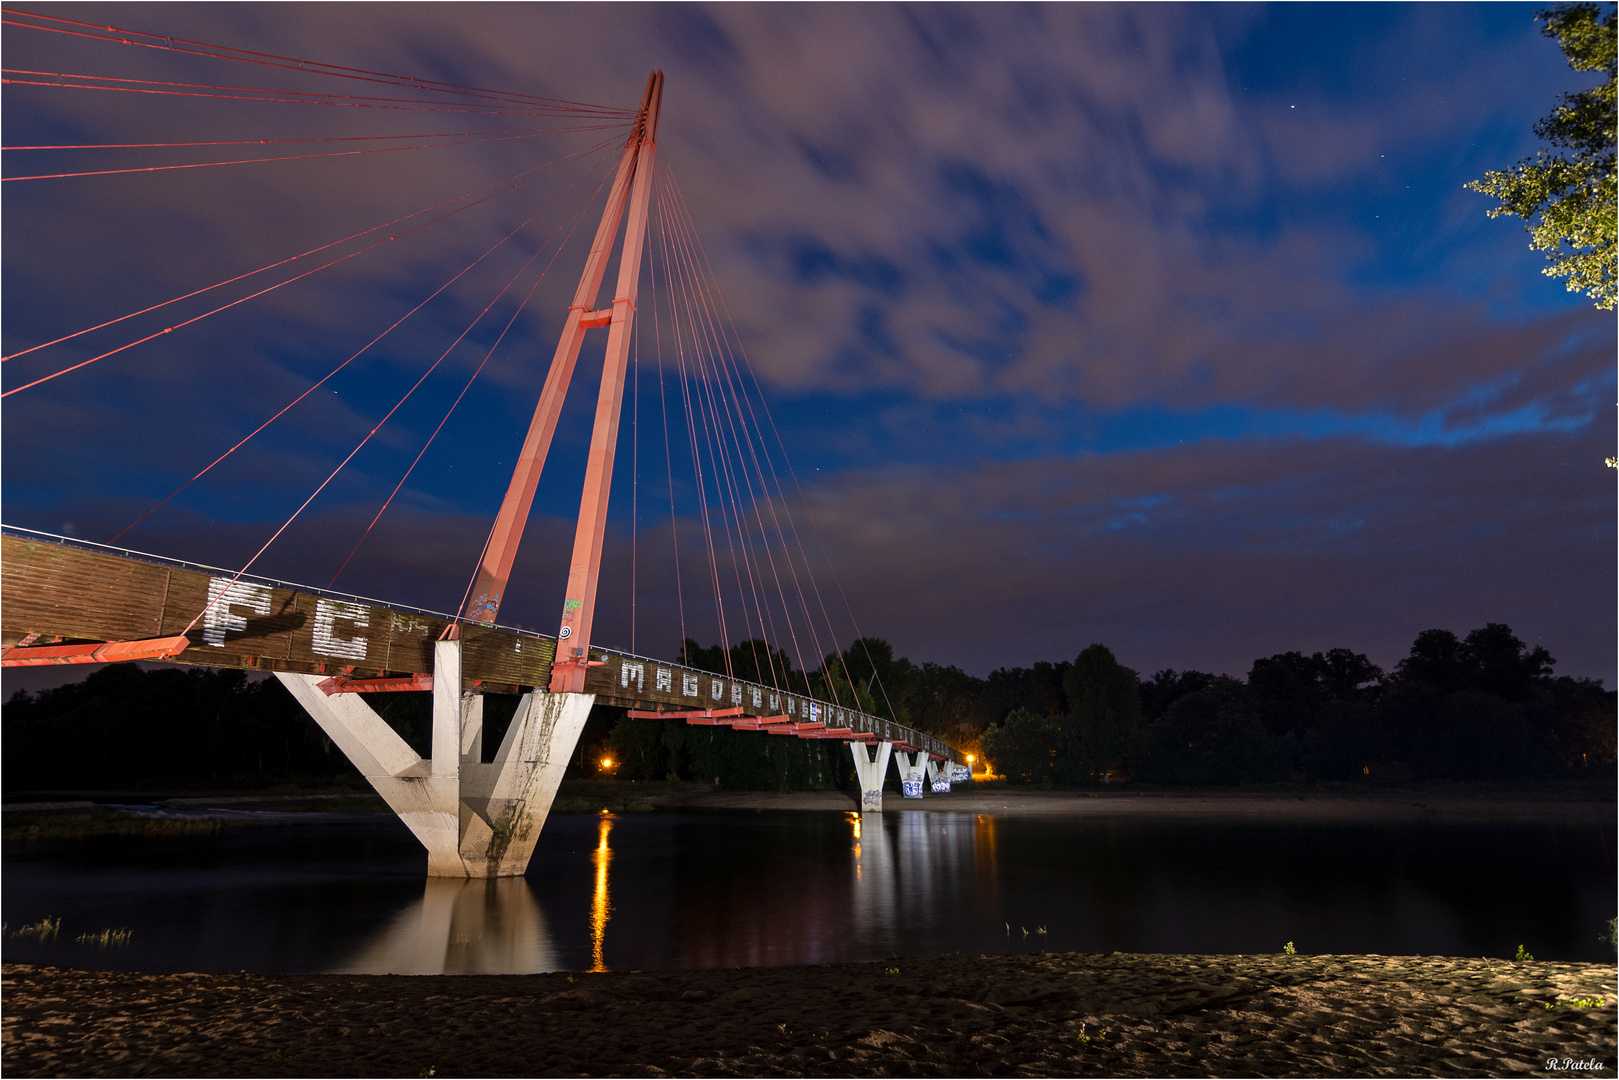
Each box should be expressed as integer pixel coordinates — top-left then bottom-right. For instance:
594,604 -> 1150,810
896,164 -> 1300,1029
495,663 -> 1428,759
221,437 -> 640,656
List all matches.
3,807 -> 1613,973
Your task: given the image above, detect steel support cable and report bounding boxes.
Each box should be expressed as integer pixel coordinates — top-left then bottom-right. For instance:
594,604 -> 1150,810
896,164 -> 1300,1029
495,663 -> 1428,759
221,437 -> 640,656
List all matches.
661,179 -> 808,700
647,201 -> 689,662
657,179 -> 803,702
0,10 -> 635,116
3,133 -> 623,363
182,220 -> 577,637
0,67 -> 630,118
681,250 -> 874,720
671,238 -> 735,679
657,173 -> 830,701
658,194 -> 732,676
2,137 -> 621,395
660,191 -> 731,676
4,126 -> 586,150
667,189 -> 785,695
446,157 -> 627,624
690,301 -> 785,694
329,160 -> 615,588
665,174 -> 904,726
663,210 -> 841,705
663,175 -> 874,714
111,143 -> 618,544
657,177 -> 835,683
631,311 -> 639,656
660,189 -> 765,683
688,236 -> 839,707
658,184 -> 786,697
0,74 -> 624,119
655,185 -> 810,696
1,127 -> 621,182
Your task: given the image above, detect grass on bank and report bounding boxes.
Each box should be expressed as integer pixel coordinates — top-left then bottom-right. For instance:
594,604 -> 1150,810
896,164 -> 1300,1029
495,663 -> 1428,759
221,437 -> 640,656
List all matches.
4,918 -> 133,948
2,809 -> 231,843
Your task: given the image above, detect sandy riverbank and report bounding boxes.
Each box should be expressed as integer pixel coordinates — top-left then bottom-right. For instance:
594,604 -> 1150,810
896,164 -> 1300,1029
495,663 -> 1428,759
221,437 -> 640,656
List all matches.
4,952 -> 1613,1077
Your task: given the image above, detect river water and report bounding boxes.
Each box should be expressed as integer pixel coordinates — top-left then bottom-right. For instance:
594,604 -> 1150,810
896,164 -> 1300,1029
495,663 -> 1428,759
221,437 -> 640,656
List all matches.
3,807 -> 1613,973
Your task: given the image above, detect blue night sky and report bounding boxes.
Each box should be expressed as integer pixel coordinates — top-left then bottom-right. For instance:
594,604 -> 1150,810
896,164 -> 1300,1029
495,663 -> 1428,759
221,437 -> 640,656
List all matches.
2,2 -> 1613,691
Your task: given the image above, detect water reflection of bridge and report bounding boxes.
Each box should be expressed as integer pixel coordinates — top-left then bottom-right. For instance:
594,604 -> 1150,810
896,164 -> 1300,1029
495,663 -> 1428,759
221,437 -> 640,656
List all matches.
335,811 -> 997,974
335,876 -> 559,976
338,814 -> 613,975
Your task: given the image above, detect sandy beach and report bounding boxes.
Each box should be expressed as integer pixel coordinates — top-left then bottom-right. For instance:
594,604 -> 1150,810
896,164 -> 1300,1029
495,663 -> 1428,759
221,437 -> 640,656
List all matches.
4,952 -> 1614,1077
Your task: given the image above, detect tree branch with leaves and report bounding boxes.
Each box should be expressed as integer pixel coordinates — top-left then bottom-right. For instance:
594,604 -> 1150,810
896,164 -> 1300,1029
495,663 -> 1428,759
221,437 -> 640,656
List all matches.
1467,3 -> 1616,309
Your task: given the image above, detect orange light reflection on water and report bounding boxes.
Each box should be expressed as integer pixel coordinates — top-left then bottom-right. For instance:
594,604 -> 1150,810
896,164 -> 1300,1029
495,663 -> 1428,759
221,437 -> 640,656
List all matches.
589,815 -> 613,972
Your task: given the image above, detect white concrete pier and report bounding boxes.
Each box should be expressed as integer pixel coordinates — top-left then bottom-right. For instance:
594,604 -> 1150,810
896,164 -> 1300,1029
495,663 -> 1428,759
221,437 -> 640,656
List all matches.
848,740 -> 893,812
276,638 -> 592,877
926,755 -> 951,794
894,750 -> 926,798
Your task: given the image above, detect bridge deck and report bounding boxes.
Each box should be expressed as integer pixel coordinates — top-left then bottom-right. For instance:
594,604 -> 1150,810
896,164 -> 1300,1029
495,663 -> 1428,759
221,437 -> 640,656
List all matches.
1,529 -> 959,763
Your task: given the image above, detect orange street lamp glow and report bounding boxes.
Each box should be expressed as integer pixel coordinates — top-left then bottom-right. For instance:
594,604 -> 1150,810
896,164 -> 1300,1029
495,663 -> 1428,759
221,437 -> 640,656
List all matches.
600,757 -> 614,770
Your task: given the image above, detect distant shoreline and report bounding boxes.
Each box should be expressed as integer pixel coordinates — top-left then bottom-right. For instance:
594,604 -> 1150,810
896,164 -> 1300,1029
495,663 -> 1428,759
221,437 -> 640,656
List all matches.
6,780 -> 1612,823
644,785 -> 1618,822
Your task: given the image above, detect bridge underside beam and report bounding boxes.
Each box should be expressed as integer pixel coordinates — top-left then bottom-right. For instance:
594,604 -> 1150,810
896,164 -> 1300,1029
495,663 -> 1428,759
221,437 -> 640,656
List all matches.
1,633 -> 190,666
318,673 -> 434,694
276,639 -> 592,878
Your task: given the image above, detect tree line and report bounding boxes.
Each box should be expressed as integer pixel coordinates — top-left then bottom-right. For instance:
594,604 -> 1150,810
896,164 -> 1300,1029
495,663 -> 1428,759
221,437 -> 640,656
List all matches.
3,621 -> 1611,792
975,624 -> 1615,786
592,623 -> 1615,788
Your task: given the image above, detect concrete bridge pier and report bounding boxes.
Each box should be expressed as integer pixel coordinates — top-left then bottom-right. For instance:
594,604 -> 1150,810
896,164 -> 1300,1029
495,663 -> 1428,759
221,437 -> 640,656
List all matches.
926,756 -> 951,794
894,750 -> 927,798
276,638 -> 593,877
848,740 -> 893,812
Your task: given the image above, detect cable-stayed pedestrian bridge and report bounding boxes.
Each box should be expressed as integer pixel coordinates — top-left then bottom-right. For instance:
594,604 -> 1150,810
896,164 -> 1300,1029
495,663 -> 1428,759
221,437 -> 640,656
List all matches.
0,44 -> 968,877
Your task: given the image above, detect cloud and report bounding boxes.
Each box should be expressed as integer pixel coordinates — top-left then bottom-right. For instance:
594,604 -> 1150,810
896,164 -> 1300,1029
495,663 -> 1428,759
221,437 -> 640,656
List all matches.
788,422 -> 1615,683
4,3 -> 1610,694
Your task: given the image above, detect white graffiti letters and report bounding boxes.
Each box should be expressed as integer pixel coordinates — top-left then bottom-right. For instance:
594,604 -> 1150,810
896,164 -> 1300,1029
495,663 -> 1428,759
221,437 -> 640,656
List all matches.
312,599 -> 370,660
202,579 -> 271,647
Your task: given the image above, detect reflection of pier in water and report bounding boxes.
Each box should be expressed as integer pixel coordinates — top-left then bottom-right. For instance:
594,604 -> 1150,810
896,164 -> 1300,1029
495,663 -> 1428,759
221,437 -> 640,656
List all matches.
336,815 -> 616,975
335,810 -> 998,974
852,811 -> 982,954
669,811 -> 990,968
334,876 -> 559,975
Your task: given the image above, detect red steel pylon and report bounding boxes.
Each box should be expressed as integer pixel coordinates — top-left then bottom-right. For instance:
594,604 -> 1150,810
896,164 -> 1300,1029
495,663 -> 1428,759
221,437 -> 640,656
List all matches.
458,70 -> 663,695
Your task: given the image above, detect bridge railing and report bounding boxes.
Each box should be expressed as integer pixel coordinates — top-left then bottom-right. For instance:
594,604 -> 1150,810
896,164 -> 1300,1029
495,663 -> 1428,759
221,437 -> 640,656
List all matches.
0,527 -> 960,763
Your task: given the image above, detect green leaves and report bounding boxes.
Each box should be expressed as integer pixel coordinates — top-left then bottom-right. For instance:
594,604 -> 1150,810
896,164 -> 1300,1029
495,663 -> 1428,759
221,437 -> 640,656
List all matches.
1466,3 -> 1616,309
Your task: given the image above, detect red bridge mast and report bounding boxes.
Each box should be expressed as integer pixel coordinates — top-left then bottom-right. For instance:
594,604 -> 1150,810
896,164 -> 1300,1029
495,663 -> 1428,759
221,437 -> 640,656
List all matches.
459,70 -> 663,696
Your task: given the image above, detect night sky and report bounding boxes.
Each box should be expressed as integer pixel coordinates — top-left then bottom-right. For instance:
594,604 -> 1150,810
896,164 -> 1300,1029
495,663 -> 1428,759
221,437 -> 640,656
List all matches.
3,3 -> 1613,696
